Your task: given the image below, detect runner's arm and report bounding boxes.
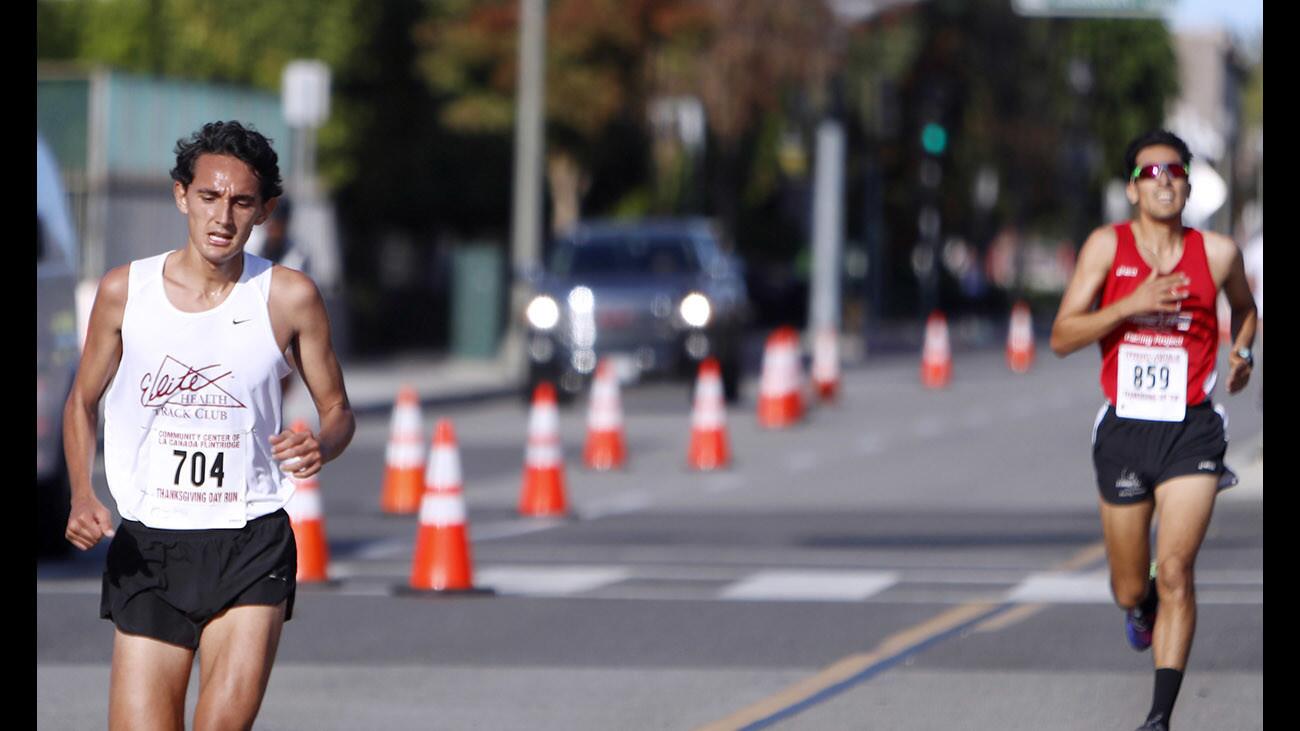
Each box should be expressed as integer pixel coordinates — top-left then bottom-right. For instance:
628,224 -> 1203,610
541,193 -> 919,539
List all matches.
1050,227 -> 1190,356
268,269 -> 354,478
62,267 -> 128,550
1206,233 -> 1257,393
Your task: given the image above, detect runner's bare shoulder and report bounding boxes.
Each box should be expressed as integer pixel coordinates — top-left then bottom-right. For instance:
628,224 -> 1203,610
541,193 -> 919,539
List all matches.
1073,225 -> 1120,277
1200,229 -> 1240,262
1199,230 -> 1242,284
93,264 -> 131,322
267,264 -> 325,321
1082,224 -> 1119,258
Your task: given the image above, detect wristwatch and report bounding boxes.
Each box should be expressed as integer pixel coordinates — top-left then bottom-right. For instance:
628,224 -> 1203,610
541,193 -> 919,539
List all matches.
1234,347 -> 1254,367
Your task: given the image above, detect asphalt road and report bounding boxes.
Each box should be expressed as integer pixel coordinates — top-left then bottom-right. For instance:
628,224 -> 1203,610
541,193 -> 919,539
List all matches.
36,344 -> 1263,730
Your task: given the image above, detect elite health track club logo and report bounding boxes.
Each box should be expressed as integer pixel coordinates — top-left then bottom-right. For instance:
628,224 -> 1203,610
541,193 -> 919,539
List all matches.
139,355 -> 246,421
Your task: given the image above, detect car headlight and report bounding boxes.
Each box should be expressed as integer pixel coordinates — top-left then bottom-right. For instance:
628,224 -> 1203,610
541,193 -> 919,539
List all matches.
526,295 -> 560,330
567,286 -> 595,315
679,292 -> 711,328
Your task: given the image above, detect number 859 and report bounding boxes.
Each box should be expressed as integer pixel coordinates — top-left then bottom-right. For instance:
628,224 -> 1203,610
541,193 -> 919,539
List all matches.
1133,365 -> 1171,391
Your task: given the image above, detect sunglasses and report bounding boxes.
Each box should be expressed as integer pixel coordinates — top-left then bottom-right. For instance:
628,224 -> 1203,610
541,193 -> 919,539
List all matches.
1130,162 -> 1189,182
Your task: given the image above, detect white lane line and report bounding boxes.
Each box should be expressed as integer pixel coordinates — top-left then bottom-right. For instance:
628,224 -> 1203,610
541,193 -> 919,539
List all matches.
472,518 -> 568,541
352,516 -> 569,558
719,570 -> 898,602
1006,570 -> 1266,605
475,565 -> 629,596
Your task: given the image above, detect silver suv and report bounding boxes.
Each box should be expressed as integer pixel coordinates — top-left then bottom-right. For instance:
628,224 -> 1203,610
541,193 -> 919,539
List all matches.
523,218 -> 751,402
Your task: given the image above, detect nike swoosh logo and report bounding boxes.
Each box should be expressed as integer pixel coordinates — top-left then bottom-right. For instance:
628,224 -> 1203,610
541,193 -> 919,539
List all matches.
233,318 -> 252,325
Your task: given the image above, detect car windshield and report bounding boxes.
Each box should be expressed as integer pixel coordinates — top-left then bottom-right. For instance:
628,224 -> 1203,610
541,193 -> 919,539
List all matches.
551,235 -> 700,277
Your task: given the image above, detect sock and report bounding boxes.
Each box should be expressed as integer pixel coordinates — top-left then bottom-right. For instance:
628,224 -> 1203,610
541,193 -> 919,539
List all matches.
1146,667 -> 1183,724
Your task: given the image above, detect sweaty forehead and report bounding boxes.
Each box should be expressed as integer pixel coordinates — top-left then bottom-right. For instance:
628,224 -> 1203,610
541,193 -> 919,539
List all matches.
1135,144 -> 1184,167
191,153 -> 262,196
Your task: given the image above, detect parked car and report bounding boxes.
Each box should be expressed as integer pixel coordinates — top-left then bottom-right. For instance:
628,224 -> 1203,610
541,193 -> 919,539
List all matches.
37,136 -> 82,558
523,218 -> 751,403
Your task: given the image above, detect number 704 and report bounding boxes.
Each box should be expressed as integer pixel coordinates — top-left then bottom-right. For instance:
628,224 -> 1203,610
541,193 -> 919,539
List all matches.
172,450 -> 225,488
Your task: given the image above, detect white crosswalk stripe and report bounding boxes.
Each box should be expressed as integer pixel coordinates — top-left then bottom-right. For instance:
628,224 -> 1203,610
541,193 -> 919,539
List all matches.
720,570 -> 899,602
475,565 -> 630,596
1005,571 -> 1113,603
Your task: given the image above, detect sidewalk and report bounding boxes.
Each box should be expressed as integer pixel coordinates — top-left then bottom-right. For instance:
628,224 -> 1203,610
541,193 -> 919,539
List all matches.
287,352 -> 522,418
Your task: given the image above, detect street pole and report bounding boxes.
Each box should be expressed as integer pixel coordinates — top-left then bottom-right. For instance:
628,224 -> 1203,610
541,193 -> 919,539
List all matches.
505,0 -> 547,380
809,120 -> 846,335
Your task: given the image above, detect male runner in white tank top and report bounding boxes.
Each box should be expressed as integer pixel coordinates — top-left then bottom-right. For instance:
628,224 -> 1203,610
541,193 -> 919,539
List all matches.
63,120 -> 355,730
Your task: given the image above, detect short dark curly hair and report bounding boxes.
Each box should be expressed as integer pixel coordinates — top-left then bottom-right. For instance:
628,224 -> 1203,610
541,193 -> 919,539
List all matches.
170,120 -> 284,201
1123,129 -> 1193,179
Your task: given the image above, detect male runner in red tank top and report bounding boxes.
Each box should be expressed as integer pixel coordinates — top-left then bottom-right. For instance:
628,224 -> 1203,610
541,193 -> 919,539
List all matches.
1051,130 -> 1256,731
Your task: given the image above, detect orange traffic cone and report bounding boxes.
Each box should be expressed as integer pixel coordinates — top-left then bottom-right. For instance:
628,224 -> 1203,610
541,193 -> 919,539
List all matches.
758,327 -> 804,428
1007,301 -> 1035,374
519,382 -> 568,517
811,327 -> 840,402
404,419 -> 492,595
920,311 -> 952,389
688,357 -> 730,470
284,420 -> 334,585
584,360 -> 626,470
380,386 -> 425,515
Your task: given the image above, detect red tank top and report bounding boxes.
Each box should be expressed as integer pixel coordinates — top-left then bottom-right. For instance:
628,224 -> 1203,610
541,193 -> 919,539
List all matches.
1099,222 -> 1218,411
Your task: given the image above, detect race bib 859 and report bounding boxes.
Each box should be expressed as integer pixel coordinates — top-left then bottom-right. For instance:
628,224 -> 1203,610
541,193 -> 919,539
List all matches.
1116,344 -> 1188,422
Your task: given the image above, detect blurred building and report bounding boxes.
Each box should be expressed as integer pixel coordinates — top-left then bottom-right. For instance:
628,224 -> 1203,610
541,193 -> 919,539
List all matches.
37,66 -> 292,274
1165,29 -> 1250,233
37,65 -> 349,353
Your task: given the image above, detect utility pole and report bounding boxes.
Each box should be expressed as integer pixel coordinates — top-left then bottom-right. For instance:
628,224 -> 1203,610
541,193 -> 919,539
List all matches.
505,0 -> 547,379
808,120 -> 846,336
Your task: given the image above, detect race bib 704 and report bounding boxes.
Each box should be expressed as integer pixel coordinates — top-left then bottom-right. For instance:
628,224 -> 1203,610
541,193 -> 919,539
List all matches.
143,428 -> 248,528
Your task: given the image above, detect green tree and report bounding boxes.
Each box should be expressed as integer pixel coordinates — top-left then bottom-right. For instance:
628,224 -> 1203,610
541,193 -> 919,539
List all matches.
415,0 -> 701,235
36,0 -> 373,192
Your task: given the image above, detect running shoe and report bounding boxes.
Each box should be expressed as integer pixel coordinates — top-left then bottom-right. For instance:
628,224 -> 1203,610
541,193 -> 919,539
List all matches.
1125,607 -> 1154,651
1135,713 -> 1168,730
1126,566 -> 1159,651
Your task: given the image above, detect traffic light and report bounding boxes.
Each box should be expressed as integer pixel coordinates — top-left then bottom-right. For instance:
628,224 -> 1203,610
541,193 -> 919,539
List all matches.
921,122 -> 948,156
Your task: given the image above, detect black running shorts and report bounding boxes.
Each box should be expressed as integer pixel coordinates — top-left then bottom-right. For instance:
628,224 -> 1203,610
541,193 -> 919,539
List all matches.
1092,401 -> 1235,505
100,509 -> 297,649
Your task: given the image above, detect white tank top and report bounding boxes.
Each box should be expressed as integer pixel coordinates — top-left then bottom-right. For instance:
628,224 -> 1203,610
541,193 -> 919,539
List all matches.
103,251 -> 294,528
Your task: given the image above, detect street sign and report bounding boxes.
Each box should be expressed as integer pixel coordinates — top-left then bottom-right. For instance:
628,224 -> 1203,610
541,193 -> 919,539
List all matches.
1011,0 -> 1173,18
282,60 -> 331,128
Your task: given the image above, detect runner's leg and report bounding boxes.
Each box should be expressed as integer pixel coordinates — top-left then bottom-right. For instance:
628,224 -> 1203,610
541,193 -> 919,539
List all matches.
1098,497 -> 1155,609
192,603 -> 287,731
1151,474 -> 1218,669
109,630 -> 195,731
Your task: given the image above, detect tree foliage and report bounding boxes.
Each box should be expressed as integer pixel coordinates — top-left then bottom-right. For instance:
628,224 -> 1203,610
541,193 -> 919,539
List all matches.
38,0 -> 1188,334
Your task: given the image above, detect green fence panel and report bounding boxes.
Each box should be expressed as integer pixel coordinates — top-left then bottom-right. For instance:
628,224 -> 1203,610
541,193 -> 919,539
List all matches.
451,244 -> 504,358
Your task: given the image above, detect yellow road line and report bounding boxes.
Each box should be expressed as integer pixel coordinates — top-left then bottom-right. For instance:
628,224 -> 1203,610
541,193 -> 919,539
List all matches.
695,541 -> 1109,731
694,601 -> 1000,731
